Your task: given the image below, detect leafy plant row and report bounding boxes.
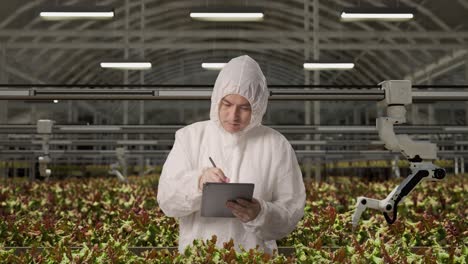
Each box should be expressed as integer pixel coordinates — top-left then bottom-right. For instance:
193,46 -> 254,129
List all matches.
0,174 -> 466,263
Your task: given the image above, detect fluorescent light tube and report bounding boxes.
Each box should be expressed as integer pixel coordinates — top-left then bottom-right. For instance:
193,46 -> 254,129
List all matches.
40,11 -> 114,20
303,63 -> 355,70
190,12 -> 263,21
201,63 -> 226,70
190,7 -> 264,21
39,7 -> 114,20
341,12 -> 413,20
100,62 -> 152,70
340,8 -> 414,21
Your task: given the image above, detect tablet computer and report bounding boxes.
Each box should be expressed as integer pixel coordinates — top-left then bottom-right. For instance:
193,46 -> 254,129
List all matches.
200,182 -> 254,218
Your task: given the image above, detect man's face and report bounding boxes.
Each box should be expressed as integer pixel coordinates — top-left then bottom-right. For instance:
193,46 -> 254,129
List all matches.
218,94 -> 252,133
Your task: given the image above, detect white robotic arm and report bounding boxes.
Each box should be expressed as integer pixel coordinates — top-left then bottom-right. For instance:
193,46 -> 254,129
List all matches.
352,162 -> 445,227
352,81 -> 446,228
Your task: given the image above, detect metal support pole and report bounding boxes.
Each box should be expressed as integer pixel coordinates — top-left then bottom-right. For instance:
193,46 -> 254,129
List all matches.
30,156 -> 35,181
364,110 -> 370,125
461,156 -> 465,174
313,0 -> 321,182
123,0 -> 130,142
450,108 -> 457,125
138,0 -> 145,177
0,44 -> 6,179
465,55 -> 468,127
428,104 -> 435,125
67,101 -> 73,169
93,111 -> 100,168
303,0 -> 312,182
425,77 -> 434,125
121,0 -> 130,176
410,104 -> 418,125
353,108 -> 361,124
13,159 -> 17,177
0,44 -> 7,124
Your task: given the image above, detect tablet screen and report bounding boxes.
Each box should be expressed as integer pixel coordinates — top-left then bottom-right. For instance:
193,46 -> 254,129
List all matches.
200,182 -> 254,217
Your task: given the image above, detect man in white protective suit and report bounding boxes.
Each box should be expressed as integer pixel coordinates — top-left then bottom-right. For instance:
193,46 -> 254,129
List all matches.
157,55 -> 306,254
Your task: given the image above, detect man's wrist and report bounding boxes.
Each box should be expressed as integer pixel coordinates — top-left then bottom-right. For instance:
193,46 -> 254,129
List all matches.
198,175 -> 203,191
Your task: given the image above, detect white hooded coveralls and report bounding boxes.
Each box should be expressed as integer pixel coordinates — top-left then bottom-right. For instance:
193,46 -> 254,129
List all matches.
157,55 -> 306,254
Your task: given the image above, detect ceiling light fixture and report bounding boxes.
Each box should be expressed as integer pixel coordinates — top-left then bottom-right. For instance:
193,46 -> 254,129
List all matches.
303,62 -> 355,70
340,8 -> 414,21
190,7 -> 264,22
201,63 -> 227,70
100,62 -> 152,70
39,6 -> 114,20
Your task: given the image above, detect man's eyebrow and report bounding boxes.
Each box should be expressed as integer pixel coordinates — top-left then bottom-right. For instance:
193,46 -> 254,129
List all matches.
221,98 -> 251,107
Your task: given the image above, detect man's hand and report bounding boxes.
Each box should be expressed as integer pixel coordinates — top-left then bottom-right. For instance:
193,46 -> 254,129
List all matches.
198,168 -> 230,190
226,198 -> 261,223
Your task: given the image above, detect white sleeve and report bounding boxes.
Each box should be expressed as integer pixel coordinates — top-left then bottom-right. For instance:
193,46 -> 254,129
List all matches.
157,129 -> 203,218
243,143 -> 306,241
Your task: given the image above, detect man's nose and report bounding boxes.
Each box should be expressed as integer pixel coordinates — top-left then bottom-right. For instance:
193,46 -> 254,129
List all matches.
229,106 -> 241,119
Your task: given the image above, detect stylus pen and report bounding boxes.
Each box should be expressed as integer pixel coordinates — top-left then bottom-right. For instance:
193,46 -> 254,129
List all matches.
209,157 -> 217,168
209,157 -> 230,183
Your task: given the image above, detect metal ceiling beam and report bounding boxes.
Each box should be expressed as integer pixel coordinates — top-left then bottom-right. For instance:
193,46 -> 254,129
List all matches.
2,88 -> 468,101
329,0 -> 433,84
2,139 -> 468,147
0,124 -> 467,134
401,0 -> 452,32
458,0 -> 468,10
405,49 -> 468,82
1,150 -> 467,158
1,29 -> 468,39
0,53 -> 116,123
63,49 -> 305,85
20,0 -> 442,84
0,88 -> 384,100
2,42 -> 466,51
0,1 -> 465,89
0,1 -> 304,63
33,3 -> 344,83
2,1 -> 462,86
6,1 -> 303,61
